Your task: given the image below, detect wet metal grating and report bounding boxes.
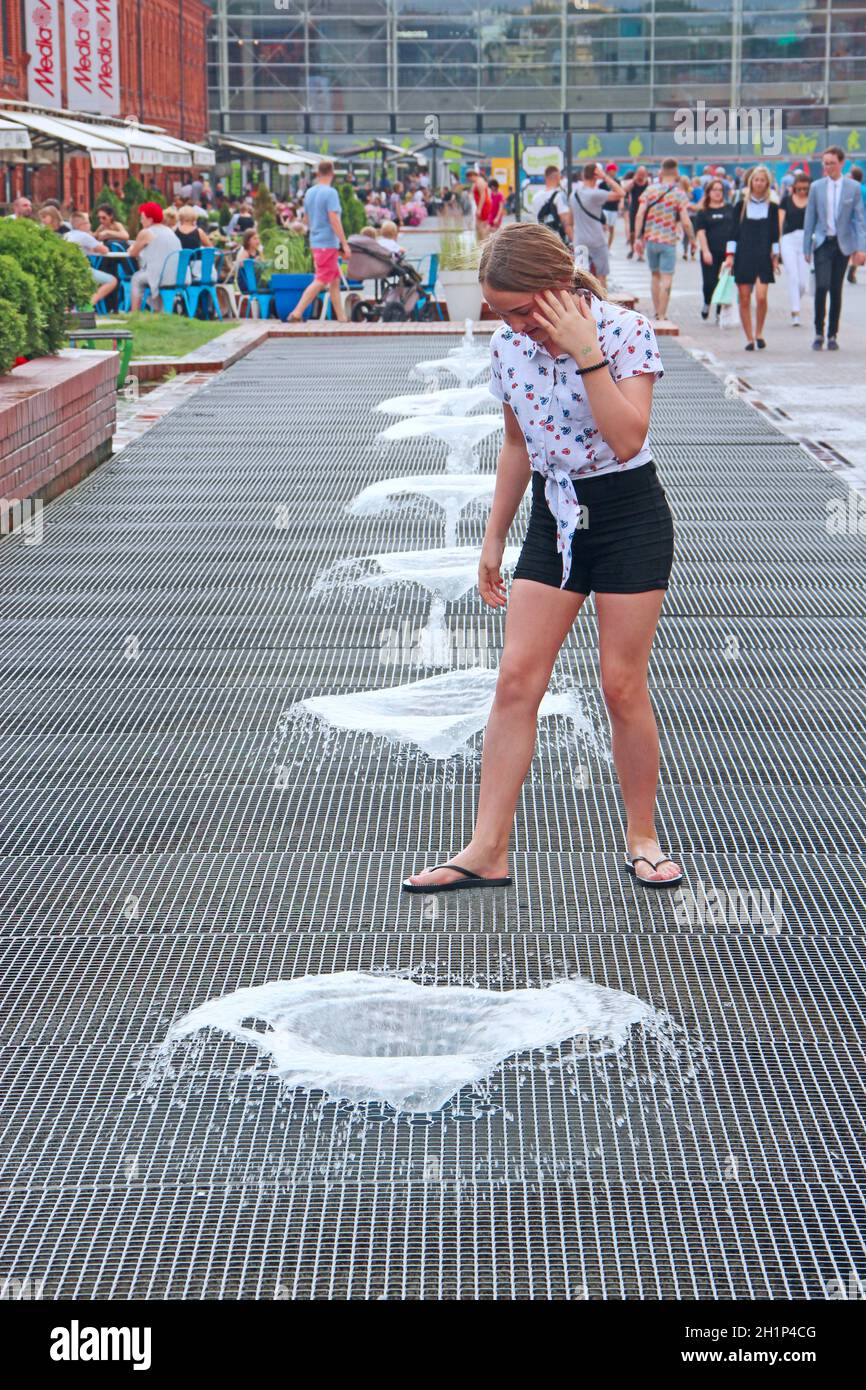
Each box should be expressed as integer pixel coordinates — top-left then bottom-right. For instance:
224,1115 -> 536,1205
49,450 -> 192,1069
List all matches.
0,337 -> 864,1300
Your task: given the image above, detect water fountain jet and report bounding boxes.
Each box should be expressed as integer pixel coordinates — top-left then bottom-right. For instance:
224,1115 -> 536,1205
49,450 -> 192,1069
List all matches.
376,413 -> 503,473
157,971 -> 658,1114
347,473 -> 498,547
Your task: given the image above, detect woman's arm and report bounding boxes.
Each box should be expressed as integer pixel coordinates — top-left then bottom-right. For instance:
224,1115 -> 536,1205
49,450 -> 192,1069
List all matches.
479,404 -> 531,608
529,291 -> 654,462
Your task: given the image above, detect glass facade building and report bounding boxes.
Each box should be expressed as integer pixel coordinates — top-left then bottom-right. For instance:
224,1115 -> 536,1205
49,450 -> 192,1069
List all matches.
205,1 -> 866,140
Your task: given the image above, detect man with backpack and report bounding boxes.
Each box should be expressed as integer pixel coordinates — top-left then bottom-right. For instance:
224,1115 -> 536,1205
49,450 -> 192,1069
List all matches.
569,162 -> 624,288
531,164 -> 573,247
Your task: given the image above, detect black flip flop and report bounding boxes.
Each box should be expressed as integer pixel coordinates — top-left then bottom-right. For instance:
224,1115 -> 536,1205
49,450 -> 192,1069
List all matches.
624,854 -> 684,891
402,863 -> 513,894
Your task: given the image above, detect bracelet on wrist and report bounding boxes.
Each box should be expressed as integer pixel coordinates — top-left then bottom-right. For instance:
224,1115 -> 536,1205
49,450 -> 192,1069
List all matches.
575,356 -> 609,377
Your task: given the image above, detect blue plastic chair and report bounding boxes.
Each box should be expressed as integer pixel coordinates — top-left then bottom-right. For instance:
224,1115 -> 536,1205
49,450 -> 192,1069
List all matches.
238,258 -> 274,319
184,248 -> 223,320
154,248 -> 199,314
409,252 -> 444,321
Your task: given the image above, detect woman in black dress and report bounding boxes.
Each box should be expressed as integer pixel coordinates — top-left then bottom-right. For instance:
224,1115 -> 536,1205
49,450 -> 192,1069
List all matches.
723,165 -> 780,350
693,178 -> 736,319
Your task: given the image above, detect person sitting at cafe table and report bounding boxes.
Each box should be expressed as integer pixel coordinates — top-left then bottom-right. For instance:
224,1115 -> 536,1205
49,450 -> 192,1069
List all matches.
175,205 -> 213,251
38,207 -> 119,309
127,202 -> 183,313
93,203 -> 130,244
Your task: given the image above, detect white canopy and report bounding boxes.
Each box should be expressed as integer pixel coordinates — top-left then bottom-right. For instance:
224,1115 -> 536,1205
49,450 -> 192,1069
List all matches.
0,116 -> 31,152
219,137 -> 322,172
2,108 -> 216,171
8,112 -> 128,169
57,118 -> 193,168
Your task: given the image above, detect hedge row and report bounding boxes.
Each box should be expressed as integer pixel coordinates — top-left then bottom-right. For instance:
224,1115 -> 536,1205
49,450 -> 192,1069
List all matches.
0,219 -> 95,375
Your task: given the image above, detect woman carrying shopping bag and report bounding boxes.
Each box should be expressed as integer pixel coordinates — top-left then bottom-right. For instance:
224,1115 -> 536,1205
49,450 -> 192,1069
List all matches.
723,165 -> 781,350
694,178 -> 737,320
779,174 -> 811,327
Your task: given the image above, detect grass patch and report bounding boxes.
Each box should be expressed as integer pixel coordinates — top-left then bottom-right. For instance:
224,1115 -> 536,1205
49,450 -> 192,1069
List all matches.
121,312 -> 238,359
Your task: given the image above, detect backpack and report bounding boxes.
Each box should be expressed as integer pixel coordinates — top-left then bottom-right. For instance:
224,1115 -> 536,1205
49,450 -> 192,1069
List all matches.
537,189 -> 569,244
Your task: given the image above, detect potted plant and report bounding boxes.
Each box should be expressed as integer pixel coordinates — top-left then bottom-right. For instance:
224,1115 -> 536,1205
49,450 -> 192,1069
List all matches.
260,229 -> 316,320
437,231 -> 483,323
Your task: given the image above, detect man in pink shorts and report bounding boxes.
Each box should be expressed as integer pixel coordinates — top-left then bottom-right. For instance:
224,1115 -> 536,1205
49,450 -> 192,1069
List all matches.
289,159 -> 351,322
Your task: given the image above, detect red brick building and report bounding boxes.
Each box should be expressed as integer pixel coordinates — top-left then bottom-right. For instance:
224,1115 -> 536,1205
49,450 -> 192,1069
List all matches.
2,0 -> 210,206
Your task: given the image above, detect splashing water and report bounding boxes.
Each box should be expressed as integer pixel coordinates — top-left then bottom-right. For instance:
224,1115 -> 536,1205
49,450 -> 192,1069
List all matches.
153,970 -> 659,1113
376,413 -> 503,474
410,353 -> 491,389
291,666 -> 592,758
375,384 -> 495,418
347,473 -> 498,546
310,545 -> 522,667
315,544 -> 522,604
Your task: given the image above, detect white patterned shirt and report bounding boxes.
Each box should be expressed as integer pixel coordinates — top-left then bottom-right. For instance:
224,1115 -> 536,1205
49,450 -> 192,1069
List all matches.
488,297 -> 664,587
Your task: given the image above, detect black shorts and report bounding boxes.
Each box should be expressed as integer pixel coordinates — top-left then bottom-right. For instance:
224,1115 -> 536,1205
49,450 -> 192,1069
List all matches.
512,461 -> 675,596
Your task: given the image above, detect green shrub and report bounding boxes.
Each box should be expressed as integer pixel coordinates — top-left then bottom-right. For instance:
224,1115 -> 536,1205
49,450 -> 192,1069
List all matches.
0,219 -> 94,355
0,299 -> 27,376
337,181 -> 367,238
218,202 -> 231,228
122,178 -> 166,238
253,183 -> 277,233
0,254 -> 45,356
258,228 -> 313,282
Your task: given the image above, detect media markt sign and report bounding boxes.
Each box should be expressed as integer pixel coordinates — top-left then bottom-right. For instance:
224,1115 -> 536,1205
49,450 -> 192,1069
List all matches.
521,145 -> 563,177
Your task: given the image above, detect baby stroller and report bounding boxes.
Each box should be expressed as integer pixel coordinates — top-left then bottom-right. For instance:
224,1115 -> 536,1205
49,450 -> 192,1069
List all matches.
344,234 -> 439,322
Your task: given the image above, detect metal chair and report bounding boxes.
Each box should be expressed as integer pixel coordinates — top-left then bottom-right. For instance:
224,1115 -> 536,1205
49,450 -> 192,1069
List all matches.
408,252 -> 444,321
151,248 -> 199,314
183,248 -> 223,320
237,258 -> 274,319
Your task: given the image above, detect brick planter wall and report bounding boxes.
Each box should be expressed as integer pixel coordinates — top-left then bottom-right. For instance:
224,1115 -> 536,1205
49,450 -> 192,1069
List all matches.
0,350 -> 118,514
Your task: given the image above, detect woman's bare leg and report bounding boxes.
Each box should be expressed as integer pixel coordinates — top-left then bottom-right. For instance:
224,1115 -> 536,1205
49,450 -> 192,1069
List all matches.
405,578 -> 586,887
738,283 -> 754,342
755,282 -> 769,337
595,590 -> 681,883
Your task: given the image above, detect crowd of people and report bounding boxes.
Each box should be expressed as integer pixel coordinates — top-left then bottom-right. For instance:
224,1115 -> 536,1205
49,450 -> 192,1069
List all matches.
4,148 -> 865,343
525,149 -> 866,350
2,159 -> 495,322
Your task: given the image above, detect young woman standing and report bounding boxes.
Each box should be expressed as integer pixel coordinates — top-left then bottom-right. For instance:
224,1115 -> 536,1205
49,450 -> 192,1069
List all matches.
694,178 -> 737,319
724,165 -> 781,350
778,174 -> 811,326
403,222 -> 683,895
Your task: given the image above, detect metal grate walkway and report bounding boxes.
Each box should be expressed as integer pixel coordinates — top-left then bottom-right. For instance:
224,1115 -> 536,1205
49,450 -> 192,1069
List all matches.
1,337 -> 864,1300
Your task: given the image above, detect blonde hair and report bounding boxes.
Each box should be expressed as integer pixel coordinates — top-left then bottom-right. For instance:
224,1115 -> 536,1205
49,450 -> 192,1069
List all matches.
163,207 -> 179,226
39,205 -> 62,230
740,164 -> 773,214
478,222 -> 604,298
379,219 -> 398,238
177,206 -> 198,225
360,225 -> 377,238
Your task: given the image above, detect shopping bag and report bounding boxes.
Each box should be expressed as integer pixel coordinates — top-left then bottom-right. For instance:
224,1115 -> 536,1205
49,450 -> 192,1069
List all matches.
711,267 -> 736,307
717,303 -> 737,330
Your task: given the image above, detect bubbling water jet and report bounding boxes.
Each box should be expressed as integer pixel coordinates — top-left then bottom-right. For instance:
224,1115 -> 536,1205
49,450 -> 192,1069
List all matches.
154,971 -> 661,1114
